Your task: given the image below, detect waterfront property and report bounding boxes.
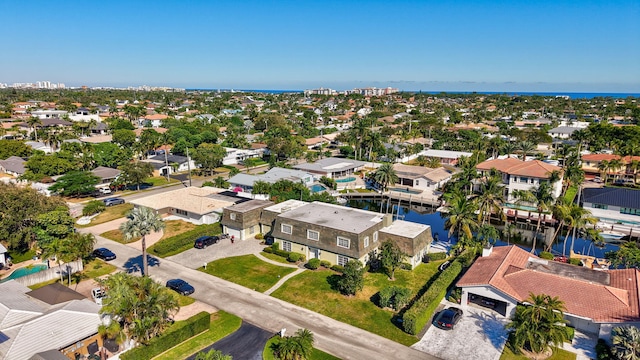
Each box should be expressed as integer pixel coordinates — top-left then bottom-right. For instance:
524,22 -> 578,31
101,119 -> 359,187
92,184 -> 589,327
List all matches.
476,157 -> 563,202
581,153 -> 640,180
293,157 -> 373,179
392,163 -> 455,193
417,149 -> 472,166
582,187 -> 640,236
228,167 -> 314,194
456,245 -> 640,341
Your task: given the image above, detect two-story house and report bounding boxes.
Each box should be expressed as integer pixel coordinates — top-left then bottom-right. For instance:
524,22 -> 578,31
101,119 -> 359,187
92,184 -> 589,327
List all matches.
581,154 -> 640,180
392,163 -> 455,193
476,158 -> 563,202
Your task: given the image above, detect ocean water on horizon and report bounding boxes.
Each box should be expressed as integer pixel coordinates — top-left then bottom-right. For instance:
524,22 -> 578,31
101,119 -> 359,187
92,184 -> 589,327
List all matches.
187,88 -> 639,99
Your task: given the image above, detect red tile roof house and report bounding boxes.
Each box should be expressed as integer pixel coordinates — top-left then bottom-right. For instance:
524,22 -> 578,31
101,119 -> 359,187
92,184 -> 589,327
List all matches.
457,245 -> 640,341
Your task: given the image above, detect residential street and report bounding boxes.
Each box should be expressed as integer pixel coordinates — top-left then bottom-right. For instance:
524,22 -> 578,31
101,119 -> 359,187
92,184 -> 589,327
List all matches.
80,226 -> 436,360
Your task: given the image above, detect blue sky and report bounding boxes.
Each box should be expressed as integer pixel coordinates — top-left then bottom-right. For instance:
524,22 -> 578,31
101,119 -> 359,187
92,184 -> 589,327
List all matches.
1,0 -> 639,92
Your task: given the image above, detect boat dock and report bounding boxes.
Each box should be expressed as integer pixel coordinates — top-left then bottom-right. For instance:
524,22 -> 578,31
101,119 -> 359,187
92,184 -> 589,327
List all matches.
337,190 -> 441,208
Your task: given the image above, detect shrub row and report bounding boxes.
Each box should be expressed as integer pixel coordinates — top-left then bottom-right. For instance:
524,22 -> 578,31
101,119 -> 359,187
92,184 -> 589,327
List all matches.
426,252 -> 447,261
330,264 -> 344,273
121,311 -> 210,360
83,200 -> 106,216
306,258 -> 321,270
456,248 -> 479,267
402,261 -> 463,335
150,223 -> 221,258
263,245 -> 306,263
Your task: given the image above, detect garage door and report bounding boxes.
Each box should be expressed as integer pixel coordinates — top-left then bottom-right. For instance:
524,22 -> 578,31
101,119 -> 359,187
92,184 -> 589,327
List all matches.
469,293 -> 508,316
226,227 -> 241,240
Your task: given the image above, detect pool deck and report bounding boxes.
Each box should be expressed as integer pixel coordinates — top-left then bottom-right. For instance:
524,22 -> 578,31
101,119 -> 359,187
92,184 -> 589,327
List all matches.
0,258 -> 49,277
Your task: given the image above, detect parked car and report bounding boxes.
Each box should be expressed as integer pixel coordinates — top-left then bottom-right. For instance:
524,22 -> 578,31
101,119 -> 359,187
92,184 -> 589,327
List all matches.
194,236 -> 220,249
166,279 -> 195,296
91,288 -> 106,305
103,197 -> 125,206
93,247 -> 116,261
438,260 -> 451,272
433,307 -> 463,330
97,187 -> 112,195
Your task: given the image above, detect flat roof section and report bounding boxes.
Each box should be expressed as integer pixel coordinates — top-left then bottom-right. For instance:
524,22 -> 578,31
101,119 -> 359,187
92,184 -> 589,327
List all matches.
380,220 -> 431,238
277,201 -> 384,234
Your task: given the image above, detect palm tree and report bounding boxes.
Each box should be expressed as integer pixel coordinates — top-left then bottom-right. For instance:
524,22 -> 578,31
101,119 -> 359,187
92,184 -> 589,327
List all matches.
564,204 -> 597,257
585,228 -> 605,248
272,328 -> 314,360
426,157 -> 441,168
598,160 -> 611,184
609,158 -> 623,183
528,182 -> 555,253
506,293 -> 569,356
629,160 -> 640,185
473,174 -> 505,225
611,326 -> 640,360
502,142 -> 517,157
119,206 -> 165,276
27,116 -> 42,141
373,163 -> 398,192
517,141 -> 535,161
444,194 -> 479,246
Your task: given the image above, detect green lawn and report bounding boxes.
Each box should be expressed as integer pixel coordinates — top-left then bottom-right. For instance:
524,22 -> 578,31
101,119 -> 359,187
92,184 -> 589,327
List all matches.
149,223 -> 221,258
564,186 -> 578,203
146,176 -> 179,187
261,251 -> 292,264
6,249 -> 37,263
271,261 -> 442,346
101,219 -> 197,245
28,259 -> 117,290
154,311 -> 242,360
76,203 -> 133,228
200,255 -> 296,293
262,337 -> 341,360
500,346 -> 577,360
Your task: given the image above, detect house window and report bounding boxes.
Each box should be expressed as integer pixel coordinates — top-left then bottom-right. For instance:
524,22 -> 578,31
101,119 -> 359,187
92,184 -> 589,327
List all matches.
337,237 -> 350,249
282,241 -> 292,252
415,180 -> 419,186
307,230 -> 319,241
230,213 -> 236,220
520,177 -> 529,183
337,255 -> 349,266
373,231 -> 378,242
281,224 -> 292,234
364,236 -> 369,248
176,209 -> 187,216
592,203 -> 608,210
250,225 -> 256,234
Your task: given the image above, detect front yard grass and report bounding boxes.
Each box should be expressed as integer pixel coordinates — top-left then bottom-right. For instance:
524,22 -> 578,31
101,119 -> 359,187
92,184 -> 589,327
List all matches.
200,255 -> 296,293
146,176 -> 179,187
260,251 -> 292,264
76,203 -> 133,228
271,261 -> 442,346
101,220 -> 195,244
263,337 -> 341,360
28,258 -> 117,290
500,345 -> 577,360
149,223 -> 221,258
154,311 -> 242,360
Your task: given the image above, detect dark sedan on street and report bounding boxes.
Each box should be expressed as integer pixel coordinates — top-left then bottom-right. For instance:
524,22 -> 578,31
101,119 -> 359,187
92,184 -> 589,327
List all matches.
433,307 -> 463,330
93,248 -> 117,261
166,278 -> 195,296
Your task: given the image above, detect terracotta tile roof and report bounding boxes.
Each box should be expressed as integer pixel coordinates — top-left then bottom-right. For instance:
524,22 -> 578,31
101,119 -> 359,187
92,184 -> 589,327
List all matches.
305,137 -> 327,146
457,245 -> 640,323
476,158 -> 561,179
582,154 -> 640,163
144,114 -> 168,120
134,127 -> 168,136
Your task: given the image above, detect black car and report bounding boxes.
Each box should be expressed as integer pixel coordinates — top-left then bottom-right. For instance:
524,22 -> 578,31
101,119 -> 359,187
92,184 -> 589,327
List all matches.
433,307 -> 463,330
103,197 -> 125,206
93,248 -> 117,261
166,279 -> 195,296
194,236 -> 220,249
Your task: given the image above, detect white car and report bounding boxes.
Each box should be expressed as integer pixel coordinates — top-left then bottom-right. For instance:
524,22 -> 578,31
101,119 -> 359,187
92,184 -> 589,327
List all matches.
91,288 -> 106,305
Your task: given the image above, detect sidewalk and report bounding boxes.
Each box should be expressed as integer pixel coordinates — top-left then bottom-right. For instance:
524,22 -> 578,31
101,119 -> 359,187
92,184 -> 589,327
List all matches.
263,268 -> 305,295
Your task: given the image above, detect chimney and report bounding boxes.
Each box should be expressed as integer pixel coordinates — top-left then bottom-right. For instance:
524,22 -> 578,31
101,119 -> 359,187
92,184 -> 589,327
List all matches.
383,214 -> 393,227
482,244 -> 493,257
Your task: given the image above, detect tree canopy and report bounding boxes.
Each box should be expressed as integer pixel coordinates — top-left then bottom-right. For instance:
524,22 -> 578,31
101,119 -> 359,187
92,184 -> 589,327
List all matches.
48,171 -> 100,197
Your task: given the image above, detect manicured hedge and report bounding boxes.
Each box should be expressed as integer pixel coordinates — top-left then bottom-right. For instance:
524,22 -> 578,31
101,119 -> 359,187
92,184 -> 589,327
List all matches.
149,223 -> 221,258
83,200 -> 106,216
426,252 -> 447,261
121,311 -> 210,360
263,244 -> 305,263
402,261 -> 463,335
306,258 -> 321,270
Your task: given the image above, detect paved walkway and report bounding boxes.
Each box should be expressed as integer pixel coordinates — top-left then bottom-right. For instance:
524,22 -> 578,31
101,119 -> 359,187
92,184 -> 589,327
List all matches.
90,235 -> 434,360
264,268 -> 306,295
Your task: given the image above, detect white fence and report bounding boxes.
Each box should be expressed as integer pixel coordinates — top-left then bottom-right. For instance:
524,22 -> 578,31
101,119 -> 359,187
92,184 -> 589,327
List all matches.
14,259 -> 84,287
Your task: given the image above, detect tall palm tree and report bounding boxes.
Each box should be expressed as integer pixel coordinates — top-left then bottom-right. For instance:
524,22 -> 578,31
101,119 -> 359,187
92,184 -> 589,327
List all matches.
473,174 -> 505,225
598,160 -> 611,184
27,116 -> 42,141
502,142 -> 517,157
611,326 -> 640,360
119,206 -> 165,276
506,293 -> 569,356
517,141 -> 535,161
373,163 -> 398,192
444,194 -> 479,246
564,204 -> 597,257
628,160 -> 640,185
608,158 -> 623,183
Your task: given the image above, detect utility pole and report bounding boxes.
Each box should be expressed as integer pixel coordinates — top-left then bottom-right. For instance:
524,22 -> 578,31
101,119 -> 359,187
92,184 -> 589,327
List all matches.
186,146 -> 192,187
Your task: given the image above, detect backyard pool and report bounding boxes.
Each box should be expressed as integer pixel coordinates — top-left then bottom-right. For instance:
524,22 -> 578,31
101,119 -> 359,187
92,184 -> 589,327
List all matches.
310,184 -> 328,193
389,187 -> 423,195
0,264 -> 48,283
503,203 -> 538,212
335,177 -> 356,183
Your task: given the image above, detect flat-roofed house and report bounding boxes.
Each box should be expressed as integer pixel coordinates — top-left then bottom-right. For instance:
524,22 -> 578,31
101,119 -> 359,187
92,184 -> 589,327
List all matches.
293,157 -> 371,179
130,186 -> 238,224
392,164 -> 455,192
220,199 -> 274,240
228,167 -> 315,194
457,245 -> 640,340
269,201 -> 432,268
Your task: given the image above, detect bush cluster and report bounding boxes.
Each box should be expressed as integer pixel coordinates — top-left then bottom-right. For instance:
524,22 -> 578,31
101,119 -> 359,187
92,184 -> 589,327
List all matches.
287,252 -> 303,262
426,252 -> 447,261
255,233 -> 264,240
569,258 -> 582,266
402,261 -> 463,335
263,243 -> 305,263
595,339 -> 612,360
306,258 -> 321,270
456,248 -> 479,267
150,223 -> 221,257
330,264 -> 345,273
320,260 -> 332,268
121,311 -> 210,360
539,251 -> 554,260
83,200 -> 106,216
378,286 -> 411,310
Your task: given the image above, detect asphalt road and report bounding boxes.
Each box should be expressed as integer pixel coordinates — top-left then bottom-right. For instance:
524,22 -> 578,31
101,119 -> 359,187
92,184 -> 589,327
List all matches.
86,232 -> 437,360
186,321 -> 272,360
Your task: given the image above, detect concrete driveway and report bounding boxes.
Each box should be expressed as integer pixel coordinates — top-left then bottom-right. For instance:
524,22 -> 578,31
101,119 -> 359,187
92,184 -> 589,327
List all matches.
186,321 -> 272,360
167,238 -> 265,269
412,301 -> 509,360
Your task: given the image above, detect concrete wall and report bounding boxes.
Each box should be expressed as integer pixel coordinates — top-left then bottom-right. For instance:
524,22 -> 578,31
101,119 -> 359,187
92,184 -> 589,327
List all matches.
15,259 -> 84,287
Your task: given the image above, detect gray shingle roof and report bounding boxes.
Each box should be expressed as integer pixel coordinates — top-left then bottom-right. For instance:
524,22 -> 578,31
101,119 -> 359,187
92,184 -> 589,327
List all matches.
277,201 -> 384,234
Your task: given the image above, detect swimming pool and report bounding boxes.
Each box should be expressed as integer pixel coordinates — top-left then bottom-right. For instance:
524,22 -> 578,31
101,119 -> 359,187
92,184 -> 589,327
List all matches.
503,203 -> 538,212
390,187 -> 423,195
0,264 -> 48,283
335,177 -> 356,183
310,184 -> 327,193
